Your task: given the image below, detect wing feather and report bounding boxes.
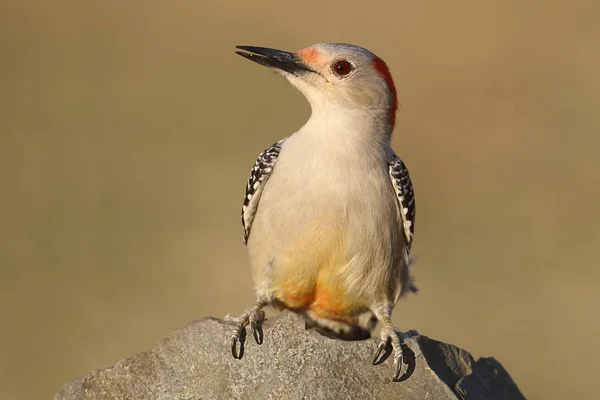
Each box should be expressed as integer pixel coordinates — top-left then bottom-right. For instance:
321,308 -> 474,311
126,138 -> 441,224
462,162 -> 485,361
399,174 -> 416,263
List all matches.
388,153 -> 416,251
241,138 -> 286,244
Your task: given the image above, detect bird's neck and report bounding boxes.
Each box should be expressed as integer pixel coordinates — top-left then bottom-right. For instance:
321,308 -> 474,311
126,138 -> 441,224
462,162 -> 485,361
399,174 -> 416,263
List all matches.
299,105 -> 393,153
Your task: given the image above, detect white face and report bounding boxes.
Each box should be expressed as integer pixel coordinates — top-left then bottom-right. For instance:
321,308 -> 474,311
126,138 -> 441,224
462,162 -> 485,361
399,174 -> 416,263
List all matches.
285,43 -> 395,113
236,43 -> 397,123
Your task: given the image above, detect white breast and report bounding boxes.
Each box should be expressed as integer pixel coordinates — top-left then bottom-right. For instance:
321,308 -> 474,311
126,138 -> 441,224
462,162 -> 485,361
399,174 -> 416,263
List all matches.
247,120 -> 406,303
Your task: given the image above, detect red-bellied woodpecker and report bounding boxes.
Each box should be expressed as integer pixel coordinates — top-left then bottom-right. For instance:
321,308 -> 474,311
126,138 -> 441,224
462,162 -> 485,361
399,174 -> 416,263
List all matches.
229,43 -> 417,380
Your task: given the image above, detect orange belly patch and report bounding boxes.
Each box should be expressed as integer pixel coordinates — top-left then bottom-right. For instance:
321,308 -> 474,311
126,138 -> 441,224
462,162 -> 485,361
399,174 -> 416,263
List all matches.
311,284 -> 347,319
274,222 -> 355,320
278,282 -> 315,310
279,278 -> 358,322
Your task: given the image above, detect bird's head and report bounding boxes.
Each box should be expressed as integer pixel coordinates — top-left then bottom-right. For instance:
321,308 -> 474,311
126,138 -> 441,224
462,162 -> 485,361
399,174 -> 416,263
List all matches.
236,43 -> 398,130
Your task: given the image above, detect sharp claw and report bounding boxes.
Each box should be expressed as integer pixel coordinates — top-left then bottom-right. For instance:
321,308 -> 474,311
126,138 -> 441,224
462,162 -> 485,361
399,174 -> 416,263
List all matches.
231,336 -> 239,360
393,362 -> 403,380
251,321 -> 263,345
231,336 -> 240,359
231,337 -> 239,359
393,354 -> 403,380
372,342 -> 386,365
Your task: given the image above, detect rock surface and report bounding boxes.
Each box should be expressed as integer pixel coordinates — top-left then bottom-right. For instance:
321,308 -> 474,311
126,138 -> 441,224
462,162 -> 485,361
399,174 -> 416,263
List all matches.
55,311 -> 525,400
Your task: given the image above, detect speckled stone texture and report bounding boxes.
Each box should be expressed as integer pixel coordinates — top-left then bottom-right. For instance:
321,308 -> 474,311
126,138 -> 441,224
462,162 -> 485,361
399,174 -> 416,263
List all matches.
55,311 -> 525,400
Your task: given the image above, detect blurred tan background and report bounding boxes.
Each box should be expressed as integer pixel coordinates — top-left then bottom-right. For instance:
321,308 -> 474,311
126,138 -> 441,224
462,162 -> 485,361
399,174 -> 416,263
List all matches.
1,0 -> 599,399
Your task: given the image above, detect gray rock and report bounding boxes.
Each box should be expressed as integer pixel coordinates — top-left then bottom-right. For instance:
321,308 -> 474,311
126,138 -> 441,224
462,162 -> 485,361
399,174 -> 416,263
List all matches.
55,311 -> 525,400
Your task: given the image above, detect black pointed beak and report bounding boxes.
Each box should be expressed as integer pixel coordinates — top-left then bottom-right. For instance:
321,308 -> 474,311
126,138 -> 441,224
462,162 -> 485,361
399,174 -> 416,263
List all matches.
235,45 -> 315,76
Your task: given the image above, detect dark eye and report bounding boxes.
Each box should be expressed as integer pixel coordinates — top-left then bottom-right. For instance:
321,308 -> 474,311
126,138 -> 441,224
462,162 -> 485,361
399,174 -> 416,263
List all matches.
332,60 -> 353,77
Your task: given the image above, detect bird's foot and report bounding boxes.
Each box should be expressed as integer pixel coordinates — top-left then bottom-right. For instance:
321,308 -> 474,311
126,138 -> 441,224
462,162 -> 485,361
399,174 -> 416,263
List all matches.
372,324 -> 404,380
225,306 -> 266,359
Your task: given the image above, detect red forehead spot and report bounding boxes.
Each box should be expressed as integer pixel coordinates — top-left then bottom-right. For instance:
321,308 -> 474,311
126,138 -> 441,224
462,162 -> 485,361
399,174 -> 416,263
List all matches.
372,57 -> 398,129
297,48 -> 320,65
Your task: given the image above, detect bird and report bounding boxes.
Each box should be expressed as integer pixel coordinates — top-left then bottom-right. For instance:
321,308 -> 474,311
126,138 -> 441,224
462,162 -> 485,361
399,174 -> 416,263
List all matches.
228,43 -> 417,380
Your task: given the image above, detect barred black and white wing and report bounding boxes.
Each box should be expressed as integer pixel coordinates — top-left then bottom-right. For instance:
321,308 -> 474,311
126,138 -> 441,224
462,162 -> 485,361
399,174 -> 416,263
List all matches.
241,138 -> 286,244
388,153 -> 416,251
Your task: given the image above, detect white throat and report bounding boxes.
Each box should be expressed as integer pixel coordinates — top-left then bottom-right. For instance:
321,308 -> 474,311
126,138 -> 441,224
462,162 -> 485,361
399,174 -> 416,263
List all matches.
294,103 -> 393,158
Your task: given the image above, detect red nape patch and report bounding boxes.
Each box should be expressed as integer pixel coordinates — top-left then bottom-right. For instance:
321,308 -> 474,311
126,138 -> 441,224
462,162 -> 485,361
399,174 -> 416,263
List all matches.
372,57 -> 398,129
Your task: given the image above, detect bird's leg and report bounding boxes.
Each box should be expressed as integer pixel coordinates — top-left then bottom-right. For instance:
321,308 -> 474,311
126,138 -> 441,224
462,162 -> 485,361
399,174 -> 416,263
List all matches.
225,300 -> 267,359
372,305 -> 404,380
